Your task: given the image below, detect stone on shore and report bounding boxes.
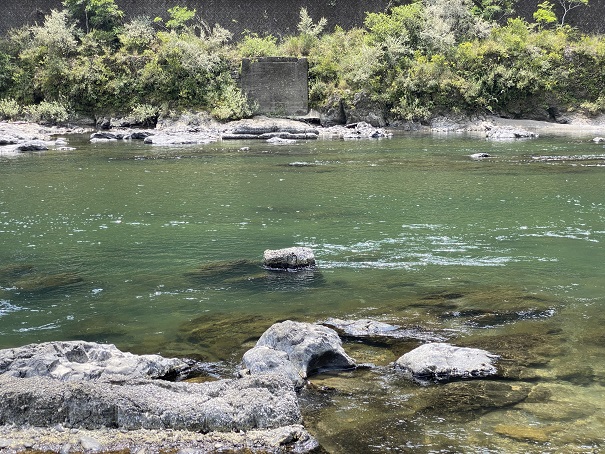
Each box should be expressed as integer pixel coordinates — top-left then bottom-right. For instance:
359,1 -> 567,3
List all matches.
395,342 -> 499,384
486,126 -> 538,140
143,132 -> 218,146
262,247 -> 316,270
0,341 -> 190,381
242,320 -> 356,387
222,117 -> 319,141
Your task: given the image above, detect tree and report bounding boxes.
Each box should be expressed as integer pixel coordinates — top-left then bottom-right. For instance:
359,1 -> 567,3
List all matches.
556,0 -> 589,26
62,0 -> 124,33
533,1 -> 558,27
470,0 -> 517,21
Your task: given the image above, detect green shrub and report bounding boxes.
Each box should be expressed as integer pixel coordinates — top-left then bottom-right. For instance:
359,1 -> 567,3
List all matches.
0,98 -> 21,120
237,33 -> 279,58
129,103 -> 159,126
24,101 -> 69,125
211,85 -> 256,121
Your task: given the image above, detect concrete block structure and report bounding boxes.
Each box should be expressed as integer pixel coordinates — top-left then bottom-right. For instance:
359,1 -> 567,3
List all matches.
241,57 -> 309,116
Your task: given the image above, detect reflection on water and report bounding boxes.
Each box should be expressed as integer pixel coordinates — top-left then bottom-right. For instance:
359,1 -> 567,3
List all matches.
1,133 -> 605,451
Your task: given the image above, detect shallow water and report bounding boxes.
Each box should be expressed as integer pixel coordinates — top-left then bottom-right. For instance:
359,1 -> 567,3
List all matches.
1,132 -> 605,452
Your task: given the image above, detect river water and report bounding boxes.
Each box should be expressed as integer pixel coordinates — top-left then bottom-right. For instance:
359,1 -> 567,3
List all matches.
1,132 -> 604,452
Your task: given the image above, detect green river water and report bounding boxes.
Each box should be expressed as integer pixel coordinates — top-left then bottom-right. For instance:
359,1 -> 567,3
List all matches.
1,131 -> 604,452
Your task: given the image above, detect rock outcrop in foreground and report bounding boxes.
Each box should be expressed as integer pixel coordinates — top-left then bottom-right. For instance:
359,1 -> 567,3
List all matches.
0,341 -> 318,453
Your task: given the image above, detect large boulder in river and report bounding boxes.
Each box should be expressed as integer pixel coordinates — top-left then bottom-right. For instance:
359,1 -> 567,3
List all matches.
243,321 -> 356,387
263,247 -> 316,270
0,341 -> 190,381
395,342 -> 499,384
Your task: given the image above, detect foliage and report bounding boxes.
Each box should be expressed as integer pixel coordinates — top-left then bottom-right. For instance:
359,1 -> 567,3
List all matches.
470,0 -> 518,21
129,103 -> 159,126
62,0 -> 124,33
0,98 -> 20,120
534,1 -> 558,27
119,17 -> 155,53
237,33 -> 279,58
154,6 -> 196,33
210,85 -> 257,121
0,1 -> 604,124
24,100 -> 69,124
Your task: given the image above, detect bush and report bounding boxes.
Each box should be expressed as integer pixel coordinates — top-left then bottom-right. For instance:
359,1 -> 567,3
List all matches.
0,98 -> 20,120
129,103 -> 159,126
237,33 -> 279,58
211,85 -> 257,121
24,101 -> 69,125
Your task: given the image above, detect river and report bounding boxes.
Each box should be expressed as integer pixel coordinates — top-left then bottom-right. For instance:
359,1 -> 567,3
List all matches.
1,131 -> 604,452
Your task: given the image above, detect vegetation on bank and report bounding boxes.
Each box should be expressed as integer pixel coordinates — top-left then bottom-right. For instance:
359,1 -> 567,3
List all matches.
0,0 -> 603,125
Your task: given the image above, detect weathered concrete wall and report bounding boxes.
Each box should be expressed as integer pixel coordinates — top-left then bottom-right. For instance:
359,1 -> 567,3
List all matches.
1,1 -> 604,38
241,57 -> 308,116
0,0 -> 390,37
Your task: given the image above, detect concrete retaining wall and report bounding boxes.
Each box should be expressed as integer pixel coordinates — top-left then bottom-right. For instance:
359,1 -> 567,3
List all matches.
2,0 -> 603,38
241,57 -> 308,116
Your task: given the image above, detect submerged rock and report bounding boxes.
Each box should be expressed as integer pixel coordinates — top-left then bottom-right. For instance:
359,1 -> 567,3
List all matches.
263,247 -> 316,271
243,321 -> 356,388
395,342 -> 499,384
418,380 -> 532,417
321,318 -> 447,342
0,341 -> 190,381
12,272 -> 84,292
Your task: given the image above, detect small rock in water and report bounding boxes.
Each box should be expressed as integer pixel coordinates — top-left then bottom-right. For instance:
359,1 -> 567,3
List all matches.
395,342 -> 499,384
263,247 -> 316,271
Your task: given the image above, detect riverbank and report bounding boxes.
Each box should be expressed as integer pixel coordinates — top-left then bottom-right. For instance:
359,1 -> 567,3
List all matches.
2,112 -> 605,154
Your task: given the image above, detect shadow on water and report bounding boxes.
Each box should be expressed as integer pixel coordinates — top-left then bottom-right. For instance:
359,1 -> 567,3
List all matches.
184,258 -> 325,292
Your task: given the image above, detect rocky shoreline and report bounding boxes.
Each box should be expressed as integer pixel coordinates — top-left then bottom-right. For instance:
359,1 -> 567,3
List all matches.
2,112 -> 604,154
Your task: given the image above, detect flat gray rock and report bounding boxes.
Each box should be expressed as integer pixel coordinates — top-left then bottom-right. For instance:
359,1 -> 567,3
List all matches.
0,341 -> 189,382
395,342 -> 499,384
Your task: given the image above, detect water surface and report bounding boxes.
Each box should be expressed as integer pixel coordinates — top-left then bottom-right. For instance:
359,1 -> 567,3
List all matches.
1,132 -> 604,452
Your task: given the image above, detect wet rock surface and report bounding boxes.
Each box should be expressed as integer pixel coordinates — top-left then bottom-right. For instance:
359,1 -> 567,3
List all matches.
263,247 -> 316,271
395,342 -> 499,384
321,317 -> 447,342
243,321 -> 356,387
